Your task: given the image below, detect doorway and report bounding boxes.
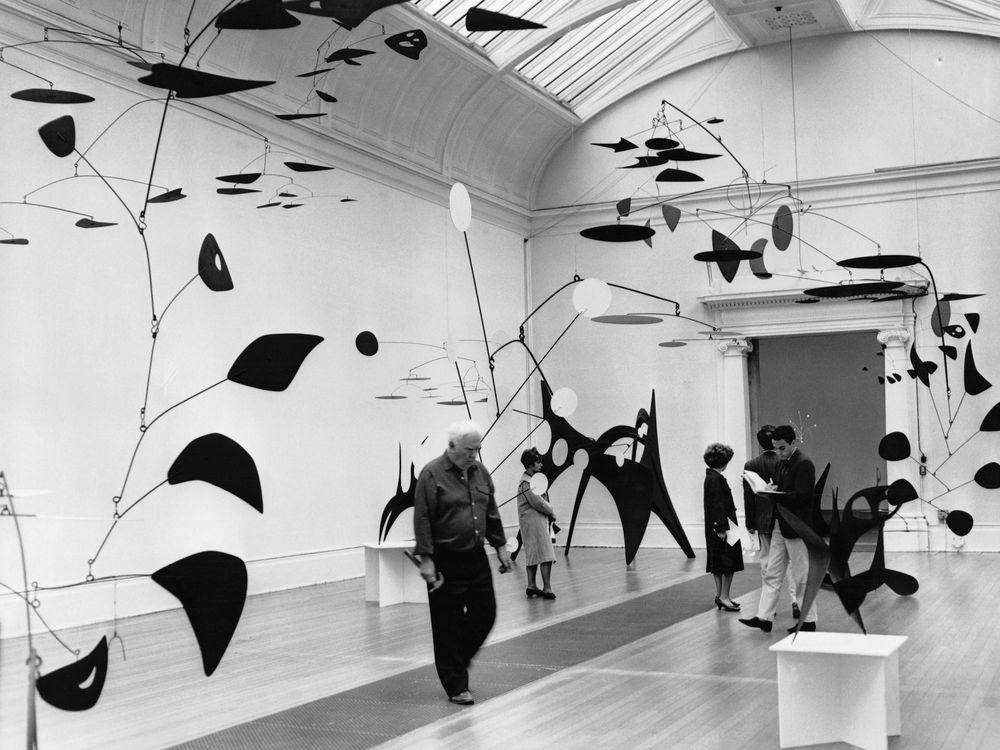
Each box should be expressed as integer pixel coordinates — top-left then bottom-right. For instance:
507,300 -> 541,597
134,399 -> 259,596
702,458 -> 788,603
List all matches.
748,331 -> 887,507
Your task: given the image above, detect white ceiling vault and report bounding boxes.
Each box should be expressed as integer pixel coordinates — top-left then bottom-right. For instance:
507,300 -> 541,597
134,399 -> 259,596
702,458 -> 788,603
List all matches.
5,0 -> 1000,213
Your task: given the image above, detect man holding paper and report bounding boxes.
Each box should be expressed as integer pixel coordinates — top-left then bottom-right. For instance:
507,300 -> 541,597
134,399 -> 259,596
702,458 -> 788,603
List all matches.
742,425 -> 799,619
740,424 -> 816,633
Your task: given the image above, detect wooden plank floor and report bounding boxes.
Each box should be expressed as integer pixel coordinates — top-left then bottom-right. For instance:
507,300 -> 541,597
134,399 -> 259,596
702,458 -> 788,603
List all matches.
1,548 -> 997,749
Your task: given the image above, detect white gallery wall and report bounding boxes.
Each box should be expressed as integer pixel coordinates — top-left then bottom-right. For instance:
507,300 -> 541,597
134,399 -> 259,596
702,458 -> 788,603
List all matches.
0,20 -> 532,634
528,30 -> 1000,553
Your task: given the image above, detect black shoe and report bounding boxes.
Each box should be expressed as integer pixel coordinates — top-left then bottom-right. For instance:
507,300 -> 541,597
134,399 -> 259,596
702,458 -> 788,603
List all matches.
448,690 -> 474,705
542,591 -> 556,600
526,587 -> 542,598
715,596 -> 739,612
787,621 -> 817,633
738,616 -> 773,633
792,602 -> 801,619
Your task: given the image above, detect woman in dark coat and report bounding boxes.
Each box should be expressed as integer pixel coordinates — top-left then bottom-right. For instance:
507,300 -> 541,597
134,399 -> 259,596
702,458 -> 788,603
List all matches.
703,442 -> 743,612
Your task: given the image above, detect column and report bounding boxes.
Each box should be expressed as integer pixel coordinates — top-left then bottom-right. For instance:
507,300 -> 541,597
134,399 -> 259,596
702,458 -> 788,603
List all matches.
717,338 -> 753,467
877,328 -> 929,551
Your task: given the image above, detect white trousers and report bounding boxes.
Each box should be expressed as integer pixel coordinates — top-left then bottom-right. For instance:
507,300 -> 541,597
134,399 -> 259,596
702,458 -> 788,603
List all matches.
757,532 -> 797,602
756,525 -> 815,622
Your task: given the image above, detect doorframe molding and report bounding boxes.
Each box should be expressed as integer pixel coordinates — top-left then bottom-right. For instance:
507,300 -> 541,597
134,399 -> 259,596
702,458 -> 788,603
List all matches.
698,283 -> 931,551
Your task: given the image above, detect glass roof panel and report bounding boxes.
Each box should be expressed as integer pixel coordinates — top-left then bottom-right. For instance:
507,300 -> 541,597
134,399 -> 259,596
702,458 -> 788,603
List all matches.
411,0 -> 703,113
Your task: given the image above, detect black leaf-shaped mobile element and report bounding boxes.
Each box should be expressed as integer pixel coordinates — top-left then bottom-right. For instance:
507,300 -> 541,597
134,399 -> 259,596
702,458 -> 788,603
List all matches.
152,552 -> 247,676
966,313 -> 981,333
167,433 -> 263,512
837,254 -> 921,269
324,48 -> 376,65
217,187 -> 260,195
38,115 -> 75,157
139,64 -> 274,98
284,0 -> 404,29
621,154 -> 670,168
148,188 -> 186,203
658,147 -> 720,161
36,636 -> 108,711
981,402 -> 1000,432
13,88 -> 95,104
284,161 -> 334,173
946,509 -> 974,536
616,197 -> 631,217
198,233 -> 234,292
749,239 -> 771,279
227,333 -> 324,391
316,91 -> 338,103
803,281 -> 904,299
217,172 -> 262,184
276,113 -> 325,121
465,7 -> 546,31
878,431 -> 911,461
887,478 -> 918,506
379,445 -> 417,542
580,224 -> 655,243
974,462 -> 1000,489
661,204 -> 680,231
964,344 -> 992,395
75,218 -> 117,228
655,167 -> 702,182
385,29 -> 427,60
215,0 -> 301,29
645,138 -> 679,150
771,204 -> 793,251
907,343 -> 937,386
592,138 -> 637,152
355,331 -> 378,356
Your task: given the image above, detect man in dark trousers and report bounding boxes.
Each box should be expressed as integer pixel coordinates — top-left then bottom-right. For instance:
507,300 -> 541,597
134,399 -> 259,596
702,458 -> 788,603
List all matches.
740,424 -> 816,633
414,419 -> 513,705
742,424 -> 799,619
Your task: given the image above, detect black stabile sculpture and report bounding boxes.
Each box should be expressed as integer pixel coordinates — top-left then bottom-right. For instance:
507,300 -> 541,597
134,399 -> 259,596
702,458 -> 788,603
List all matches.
227,333 -> 325,391
167,433 -> 263,513
534,382 -> 694,564
151,552 -> 248,676
36,636 -> 109,711
776,505 -> 830,635
378,445 -> 417,542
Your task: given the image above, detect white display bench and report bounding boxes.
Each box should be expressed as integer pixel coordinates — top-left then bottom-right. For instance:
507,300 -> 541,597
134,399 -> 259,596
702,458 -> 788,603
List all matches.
769,632 -> 907,750
363,540 -> 428,607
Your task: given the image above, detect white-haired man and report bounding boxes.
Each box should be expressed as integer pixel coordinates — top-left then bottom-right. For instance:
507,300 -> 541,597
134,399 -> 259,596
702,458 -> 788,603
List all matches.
414,420 -> 512,705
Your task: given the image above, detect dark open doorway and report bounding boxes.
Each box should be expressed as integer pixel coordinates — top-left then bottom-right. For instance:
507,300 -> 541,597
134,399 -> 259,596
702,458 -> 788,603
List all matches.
748,331 -> 887,509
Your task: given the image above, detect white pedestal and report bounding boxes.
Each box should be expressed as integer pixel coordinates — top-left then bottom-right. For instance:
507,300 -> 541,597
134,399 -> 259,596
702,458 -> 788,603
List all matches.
363,541 -> 428,607
769,632 -> 906,750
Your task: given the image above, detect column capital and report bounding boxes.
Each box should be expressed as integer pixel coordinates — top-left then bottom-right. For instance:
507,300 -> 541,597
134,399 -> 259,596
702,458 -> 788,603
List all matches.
716,337 -> 753,355
877,328 -> 910,347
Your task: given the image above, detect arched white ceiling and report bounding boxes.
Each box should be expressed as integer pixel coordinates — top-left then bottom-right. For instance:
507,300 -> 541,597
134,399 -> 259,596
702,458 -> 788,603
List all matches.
4,0 -> 1000,214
